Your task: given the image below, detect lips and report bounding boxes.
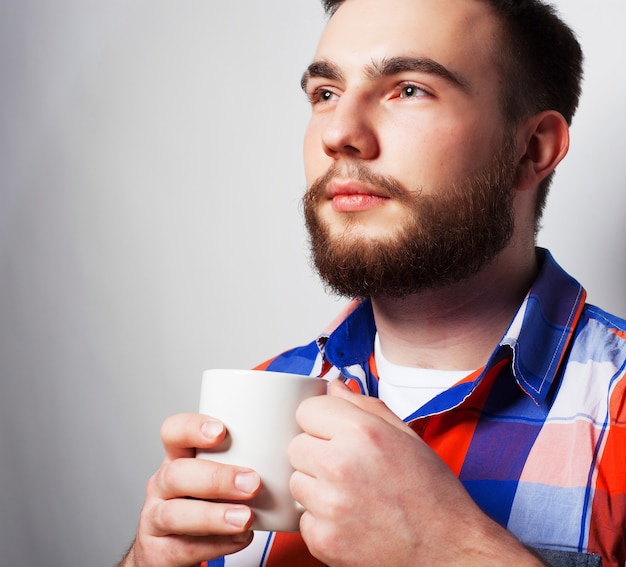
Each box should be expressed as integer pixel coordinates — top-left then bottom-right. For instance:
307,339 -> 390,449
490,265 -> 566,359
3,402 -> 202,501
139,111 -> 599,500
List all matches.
331,193 -> 389,212
326,179 -> 390,212
327,178 -> 388,198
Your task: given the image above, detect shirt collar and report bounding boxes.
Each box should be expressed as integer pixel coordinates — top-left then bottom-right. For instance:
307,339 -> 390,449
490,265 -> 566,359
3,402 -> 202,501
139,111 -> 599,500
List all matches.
318,248 -> 586,406
498,248 -> 586,404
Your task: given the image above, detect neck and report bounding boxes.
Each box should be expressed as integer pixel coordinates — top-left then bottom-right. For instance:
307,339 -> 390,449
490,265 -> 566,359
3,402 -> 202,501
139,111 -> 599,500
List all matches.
370,245 -> 538,370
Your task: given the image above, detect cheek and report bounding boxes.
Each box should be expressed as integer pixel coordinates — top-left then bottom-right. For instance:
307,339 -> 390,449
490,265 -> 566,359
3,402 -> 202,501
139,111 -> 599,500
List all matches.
303,122 -> 325,186
302,123 -> 323,186
387,121 -> 493,187
378,125 -> 441,187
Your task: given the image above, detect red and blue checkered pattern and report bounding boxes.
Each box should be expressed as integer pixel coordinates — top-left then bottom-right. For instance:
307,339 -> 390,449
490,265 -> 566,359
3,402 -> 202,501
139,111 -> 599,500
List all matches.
206,248 -> 626,567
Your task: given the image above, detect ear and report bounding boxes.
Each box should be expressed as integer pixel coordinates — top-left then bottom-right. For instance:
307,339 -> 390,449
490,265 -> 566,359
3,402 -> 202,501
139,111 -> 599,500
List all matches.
514,110 -> 570,192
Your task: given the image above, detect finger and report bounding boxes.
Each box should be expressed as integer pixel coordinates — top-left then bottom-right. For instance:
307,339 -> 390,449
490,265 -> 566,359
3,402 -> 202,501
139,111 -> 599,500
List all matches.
295,394 -> 355,439
328,379 -> 418,437
183,532 -> 255,561
296,385 -> 398,442
160,413 -> 226,461
151,498 -> 254,536
151,457 -> 261,501
174,532 -> 254,564
288,432 -> 329,478
135,532 -> 254,567
289,469 -> 320,519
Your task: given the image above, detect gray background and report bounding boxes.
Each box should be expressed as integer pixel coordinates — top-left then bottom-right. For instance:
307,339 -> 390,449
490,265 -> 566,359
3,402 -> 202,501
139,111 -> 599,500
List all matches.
0,1 -> 624,565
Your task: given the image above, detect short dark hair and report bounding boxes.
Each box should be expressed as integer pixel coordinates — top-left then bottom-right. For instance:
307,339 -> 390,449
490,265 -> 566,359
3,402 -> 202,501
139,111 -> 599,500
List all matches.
319,0 -> 584,229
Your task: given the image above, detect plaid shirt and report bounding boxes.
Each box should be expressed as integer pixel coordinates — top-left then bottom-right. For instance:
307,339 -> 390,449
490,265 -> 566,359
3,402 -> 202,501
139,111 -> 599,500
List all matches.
207,249 -> 626,567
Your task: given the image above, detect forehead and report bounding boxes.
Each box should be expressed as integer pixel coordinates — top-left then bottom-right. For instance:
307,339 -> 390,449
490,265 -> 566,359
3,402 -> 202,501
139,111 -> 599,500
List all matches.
315,0 -> 501,89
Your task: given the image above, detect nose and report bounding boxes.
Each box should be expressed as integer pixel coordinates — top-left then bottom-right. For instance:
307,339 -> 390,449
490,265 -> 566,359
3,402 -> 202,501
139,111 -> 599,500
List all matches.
321,94 -> 379,160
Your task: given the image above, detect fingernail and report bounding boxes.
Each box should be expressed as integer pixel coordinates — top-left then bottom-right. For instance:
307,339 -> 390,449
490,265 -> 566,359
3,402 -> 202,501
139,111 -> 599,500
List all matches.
235,471 -> 260,495
201,419 -> 223,440
225,507 -> 252,529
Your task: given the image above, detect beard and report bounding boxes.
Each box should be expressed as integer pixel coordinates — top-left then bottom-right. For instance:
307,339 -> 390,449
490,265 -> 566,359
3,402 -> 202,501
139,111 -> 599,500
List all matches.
303,138 -> 518,299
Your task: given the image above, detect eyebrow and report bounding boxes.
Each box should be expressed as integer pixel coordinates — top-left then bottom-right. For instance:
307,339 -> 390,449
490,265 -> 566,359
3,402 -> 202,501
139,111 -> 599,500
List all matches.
301,60 -> 344,92
300,56 -> 468,92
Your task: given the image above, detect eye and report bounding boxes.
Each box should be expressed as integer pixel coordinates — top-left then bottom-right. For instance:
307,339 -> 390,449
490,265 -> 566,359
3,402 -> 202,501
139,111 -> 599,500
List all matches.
399,83 -> 429,99
308,87 -> 339,105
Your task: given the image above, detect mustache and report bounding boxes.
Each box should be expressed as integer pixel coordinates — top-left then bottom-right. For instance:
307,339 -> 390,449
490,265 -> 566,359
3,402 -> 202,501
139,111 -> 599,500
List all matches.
305,162 -> 416,204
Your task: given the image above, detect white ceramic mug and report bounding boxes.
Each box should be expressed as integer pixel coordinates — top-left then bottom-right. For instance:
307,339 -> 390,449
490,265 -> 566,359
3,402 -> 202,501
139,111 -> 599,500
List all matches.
195,368 -> 328,532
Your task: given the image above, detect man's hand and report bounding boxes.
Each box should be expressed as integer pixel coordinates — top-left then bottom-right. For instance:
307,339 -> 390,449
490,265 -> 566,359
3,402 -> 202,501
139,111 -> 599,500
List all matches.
119,413 -> 261,567
288,380 -> 546,567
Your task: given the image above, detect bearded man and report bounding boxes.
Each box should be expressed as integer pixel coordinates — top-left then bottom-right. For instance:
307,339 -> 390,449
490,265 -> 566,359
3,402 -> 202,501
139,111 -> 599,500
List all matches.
119,0 -> 626,566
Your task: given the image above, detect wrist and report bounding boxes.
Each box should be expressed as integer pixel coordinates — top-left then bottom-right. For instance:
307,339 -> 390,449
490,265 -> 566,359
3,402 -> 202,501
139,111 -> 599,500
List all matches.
458,515 -> 547,567
117,541 -> 138,567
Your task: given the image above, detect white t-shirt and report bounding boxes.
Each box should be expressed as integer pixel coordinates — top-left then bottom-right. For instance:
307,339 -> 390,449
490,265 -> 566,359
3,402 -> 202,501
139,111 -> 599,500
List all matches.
374,334 -> 473,420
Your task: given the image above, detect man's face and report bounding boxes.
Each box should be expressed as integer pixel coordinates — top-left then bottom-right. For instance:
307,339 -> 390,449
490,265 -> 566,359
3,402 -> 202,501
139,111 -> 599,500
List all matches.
301,0 -> 521,298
